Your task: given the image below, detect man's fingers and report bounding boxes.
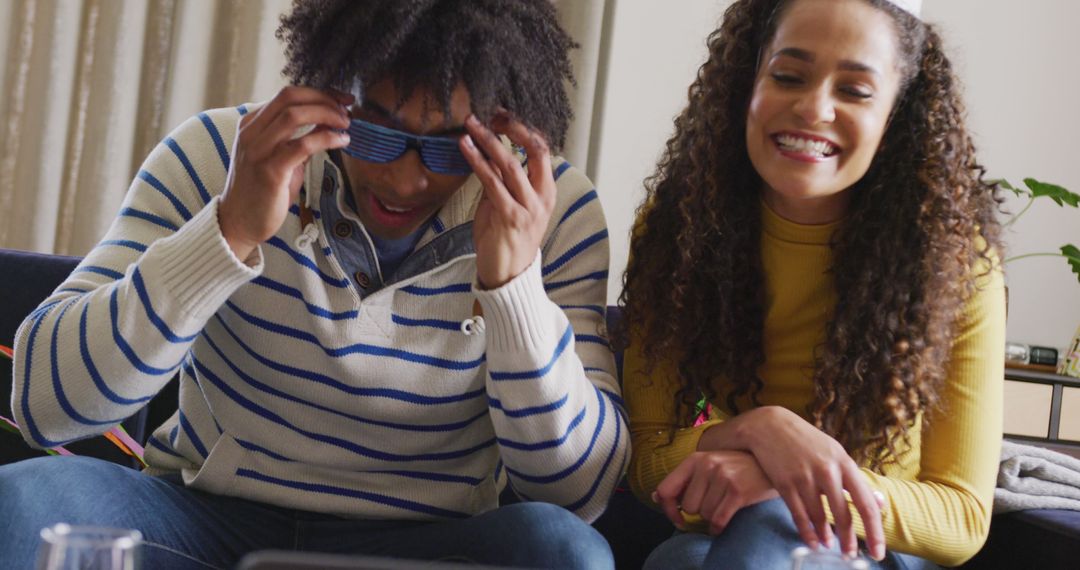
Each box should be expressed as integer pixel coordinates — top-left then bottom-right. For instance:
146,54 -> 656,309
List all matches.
238,110 -> 258,130
262,103 -> 350,147
489,113 -> 554,204
271,128 -> 351,174
248,86 -> 352,139
464,115 -> 536,210
325,87 -> 356,106
459,133 -> 517,216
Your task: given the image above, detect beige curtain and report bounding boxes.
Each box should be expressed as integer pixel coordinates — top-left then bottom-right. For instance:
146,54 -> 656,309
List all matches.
0,0 -> 609,256
555,0 -> 610,180
0,0 -> 290,255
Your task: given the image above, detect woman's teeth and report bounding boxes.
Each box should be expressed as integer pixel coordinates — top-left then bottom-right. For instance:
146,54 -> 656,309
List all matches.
776,134 -> 837,157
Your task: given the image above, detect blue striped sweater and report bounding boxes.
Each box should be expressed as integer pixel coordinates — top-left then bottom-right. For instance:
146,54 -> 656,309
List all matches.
12,105 -> 628,522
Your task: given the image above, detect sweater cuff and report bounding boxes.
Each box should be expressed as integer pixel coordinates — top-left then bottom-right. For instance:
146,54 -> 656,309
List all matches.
145,196 -> 263,320
472,252 -> 555,354
630,419 -> 722,504
655,420 -> 721,471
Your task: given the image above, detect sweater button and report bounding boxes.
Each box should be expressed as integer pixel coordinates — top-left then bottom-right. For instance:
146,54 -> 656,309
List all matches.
354,271 -> 371,289
322,172 -> 336,194
334,220 -> 352,239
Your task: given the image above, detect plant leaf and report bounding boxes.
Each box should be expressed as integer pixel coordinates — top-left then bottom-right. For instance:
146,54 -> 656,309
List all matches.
994,179 -> 1026,198
1062,244 -> 1080,285
1024,178 -> 1080,208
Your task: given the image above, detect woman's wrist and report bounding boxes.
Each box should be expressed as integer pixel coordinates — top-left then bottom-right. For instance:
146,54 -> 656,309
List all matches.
697,405 -> 787,453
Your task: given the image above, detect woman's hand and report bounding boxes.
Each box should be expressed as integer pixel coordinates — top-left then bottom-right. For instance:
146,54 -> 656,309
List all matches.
653,450 -> 779,535
218,86 -> 354,261
735,406 -> 886,561
459,113 -> 556,290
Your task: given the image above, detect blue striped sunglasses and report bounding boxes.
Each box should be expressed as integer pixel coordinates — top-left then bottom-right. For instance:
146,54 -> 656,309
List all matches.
342,118 -> 472,176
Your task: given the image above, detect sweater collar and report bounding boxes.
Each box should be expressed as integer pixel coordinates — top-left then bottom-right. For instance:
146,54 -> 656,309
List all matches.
760,199 -> 842,246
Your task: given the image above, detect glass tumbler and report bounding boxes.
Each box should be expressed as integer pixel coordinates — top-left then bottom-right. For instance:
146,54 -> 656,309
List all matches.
36,523 -> 142,570
791,546 -> 870,570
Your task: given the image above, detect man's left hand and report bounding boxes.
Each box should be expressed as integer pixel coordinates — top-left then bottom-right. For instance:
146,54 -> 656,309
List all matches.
459,112 -> 556,290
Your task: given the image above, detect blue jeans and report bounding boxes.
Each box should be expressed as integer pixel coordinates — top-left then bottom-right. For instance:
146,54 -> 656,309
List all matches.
0,456 -> 613,569
643,498 -> 940,570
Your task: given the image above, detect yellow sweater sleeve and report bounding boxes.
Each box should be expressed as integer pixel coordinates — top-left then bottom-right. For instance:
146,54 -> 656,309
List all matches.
623,342 -> 723,508
859,270 -> 1005,566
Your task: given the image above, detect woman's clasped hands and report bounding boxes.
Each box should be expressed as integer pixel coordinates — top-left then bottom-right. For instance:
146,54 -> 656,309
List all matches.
653,406 -> 886,561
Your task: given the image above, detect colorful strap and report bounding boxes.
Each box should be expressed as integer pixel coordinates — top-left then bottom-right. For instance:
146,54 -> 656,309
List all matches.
0,345 -> 144,466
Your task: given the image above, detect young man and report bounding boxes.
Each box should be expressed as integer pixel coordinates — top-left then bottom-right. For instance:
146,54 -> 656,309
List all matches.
2,1 -> 626,567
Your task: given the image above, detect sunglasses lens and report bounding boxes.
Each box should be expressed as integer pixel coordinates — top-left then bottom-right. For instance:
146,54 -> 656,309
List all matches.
420,139 -> 472,175
343,120 -> 406,163
343,118 -> 472,175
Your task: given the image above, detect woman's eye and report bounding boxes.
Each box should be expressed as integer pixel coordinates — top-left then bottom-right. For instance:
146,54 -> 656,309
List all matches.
840,87 -> 873,99
771,73 -> 802,85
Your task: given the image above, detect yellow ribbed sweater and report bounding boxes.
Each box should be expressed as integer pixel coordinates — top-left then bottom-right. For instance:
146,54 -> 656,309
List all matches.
625,203 -> 1005,567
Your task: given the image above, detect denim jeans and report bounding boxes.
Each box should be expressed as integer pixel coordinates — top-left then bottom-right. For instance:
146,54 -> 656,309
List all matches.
0,456 -> 613,569
643,498 -> 940,570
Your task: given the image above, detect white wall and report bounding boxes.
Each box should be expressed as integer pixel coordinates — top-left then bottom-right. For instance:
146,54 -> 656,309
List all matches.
921,0 -> 1080,349
591,0 -> 734,304
592,0 -> 1080,351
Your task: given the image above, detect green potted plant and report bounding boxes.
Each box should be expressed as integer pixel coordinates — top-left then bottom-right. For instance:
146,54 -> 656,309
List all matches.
998,178 -> 1080,283
998,178 -> 1080,376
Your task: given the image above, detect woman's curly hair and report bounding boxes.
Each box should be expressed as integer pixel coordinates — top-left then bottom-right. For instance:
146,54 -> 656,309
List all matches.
276,0 -> 577,149
619,0 -> 1003,471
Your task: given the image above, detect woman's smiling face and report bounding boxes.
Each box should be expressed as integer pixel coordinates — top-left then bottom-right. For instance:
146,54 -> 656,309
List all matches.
745,0 -> 903,223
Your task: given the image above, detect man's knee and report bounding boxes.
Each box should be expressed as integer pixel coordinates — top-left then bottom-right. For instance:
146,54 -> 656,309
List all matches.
495,502 -> 614,570
0,456 -> 150,517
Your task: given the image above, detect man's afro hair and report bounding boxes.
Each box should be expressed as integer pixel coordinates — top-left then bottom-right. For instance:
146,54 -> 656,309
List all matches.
277,0 -> 578,149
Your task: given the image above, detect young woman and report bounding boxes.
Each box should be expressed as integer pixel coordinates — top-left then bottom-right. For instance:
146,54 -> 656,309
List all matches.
621,0 -> 1004,568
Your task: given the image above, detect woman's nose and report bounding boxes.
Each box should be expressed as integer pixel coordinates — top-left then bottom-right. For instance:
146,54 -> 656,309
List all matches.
792,85 -> 836,126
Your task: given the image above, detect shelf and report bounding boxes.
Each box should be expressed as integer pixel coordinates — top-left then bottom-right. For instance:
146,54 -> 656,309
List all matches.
1003,367 -> 1080,445
1004,366 -> 1080,388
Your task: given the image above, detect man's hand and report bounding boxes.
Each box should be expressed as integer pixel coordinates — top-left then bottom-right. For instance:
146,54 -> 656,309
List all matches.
218,86 -> 353,260
459,112 -> 556,290
653,450 -> 778,535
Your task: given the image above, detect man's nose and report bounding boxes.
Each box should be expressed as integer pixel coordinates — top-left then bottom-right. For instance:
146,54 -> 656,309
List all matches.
384,149 -> 430,199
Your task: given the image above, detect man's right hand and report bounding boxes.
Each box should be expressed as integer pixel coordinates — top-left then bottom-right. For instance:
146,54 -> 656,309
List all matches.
218,86 -> 354,260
